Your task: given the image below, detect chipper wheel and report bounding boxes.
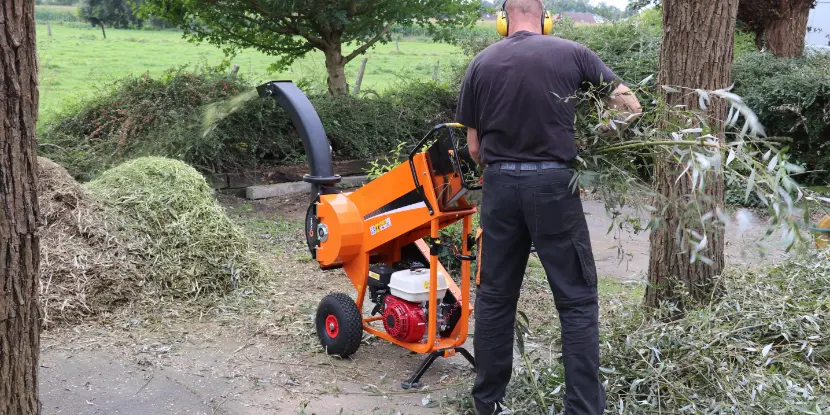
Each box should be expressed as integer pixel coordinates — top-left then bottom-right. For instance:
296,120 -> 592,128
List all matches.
315,292 -> 363,357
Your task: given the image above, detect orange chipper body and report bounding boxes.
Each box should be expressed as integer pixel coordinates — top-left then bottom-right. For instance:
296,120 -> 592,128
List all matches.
256,80 -> 479,389
313,135 -> 476,340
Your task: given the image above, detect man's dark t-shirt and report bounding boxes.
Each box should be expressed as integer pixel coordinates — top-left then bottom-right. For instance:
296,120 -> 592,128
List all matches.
456,30 -> 621,165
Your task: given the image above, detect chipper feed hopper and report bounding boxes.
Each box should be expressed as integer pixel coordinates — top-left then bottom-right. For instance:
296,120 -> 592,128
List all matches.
257,80 -> 481,389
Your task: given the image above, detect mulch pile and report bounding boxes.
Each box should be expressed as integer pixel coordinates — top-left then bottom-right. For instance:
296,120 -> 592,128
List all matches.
37,157 -> 140,328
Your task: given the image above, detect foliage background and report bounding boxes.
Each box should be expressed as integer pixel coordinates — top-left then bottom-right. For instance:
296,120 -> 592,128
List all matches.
38,7 -> 830,190
39,66 -> 458,180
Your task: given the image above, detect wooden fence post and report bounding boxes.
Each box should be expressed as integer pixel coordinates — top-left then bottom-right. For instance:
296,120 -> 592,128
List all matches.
353,57 -> 368,95
432,60 -> 440,82
47,21 -> 52,37
396,35 -> 400,52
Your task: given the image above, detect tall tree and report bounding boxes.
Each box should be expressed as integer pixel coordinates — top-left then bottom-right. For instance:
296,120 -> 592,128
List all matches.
627,0 -> 817,57
139,0 -> 483,96
737,0 -> 817,57
645,0 -> 740,308
1,0 -> 42,413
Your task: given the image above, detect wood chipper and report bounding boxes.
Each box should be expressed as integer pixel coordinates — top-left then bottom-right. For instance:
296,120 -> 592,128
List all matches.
256,80 -> 480,389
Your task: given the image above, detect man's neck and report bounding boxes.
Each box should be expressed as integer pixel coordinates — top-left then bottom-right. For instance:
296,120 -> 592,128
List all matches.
508,21 -> 541,36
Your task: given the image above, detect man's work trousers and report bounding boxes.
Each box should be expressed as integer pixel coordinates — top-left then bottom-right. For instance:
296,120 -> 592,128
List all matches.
472,163 -> 606,415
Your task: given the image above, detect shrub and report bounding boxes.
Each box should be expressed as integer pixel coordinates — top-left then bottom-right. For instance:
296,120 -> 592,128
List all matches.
549,14 -> 661,84
732,52 -> 830,186
41,66 -> 248,180
40,67 -> 458,180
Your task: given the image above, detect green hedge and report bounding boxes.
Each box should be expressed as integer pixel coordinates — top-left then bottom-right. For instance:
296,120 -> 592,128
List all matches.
39,66 -> 458,181
549,11 -> 662,84
731,52 -> 830,186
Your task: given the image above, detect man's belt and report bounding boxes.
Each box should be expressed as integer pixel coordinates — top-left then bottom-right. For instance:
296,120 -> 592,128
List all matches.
490,161 -> 572,171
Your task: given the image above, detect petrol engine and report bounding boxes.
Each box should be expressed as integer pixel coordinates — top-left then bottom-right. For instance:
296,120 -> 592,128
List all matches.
367,262 -> 461,343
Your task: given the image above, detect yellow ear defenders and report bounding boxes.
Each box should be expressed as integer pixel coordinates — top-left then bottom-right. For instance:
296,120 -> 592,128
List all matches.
496,0 -> 553,37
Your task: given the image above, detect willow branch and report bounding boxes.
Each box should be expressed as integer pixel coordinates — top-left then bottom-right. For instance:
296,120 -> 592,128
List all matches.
597,140 -> 722,154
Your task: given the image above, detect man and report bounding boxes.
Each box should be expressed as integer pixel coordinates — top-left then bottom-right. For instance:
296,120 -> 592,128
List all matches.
455,0 -> 641,414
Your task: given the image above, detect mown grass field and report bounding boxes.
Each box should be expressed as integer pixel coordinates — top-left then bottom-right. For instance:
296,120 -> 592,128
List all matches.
35,20 -> 465,123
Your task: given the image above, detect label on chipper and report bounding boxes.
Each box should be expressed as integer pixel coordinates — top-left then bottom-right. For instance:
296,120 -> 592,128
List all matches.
369,217 -> 392,236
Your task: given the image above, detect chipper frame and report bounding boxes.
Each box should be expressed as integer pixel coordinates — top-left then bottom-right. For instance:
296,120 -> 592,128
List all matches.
257,80 -> 480,389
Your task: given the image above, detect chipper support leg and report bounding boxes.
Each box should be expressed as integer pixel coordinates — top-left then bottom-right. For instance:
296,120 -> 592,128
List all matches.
401,347 -> 476,389
456,347 -> 476,368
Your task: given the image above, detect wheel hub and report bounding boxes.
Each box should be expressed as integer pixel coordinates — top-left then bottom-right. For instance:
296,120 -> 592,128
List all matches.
325,314 -> 339,338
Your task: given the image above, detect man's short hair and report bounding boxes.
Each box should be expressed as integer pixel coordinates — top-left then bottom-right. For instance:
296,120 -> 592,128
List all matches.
504,0 -> 544,17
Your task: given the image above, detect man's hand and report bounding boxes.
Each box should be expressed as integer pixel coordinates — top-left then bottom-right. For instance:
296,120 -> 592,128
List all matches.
596,123 -> 617,139
601,84 -> 642,136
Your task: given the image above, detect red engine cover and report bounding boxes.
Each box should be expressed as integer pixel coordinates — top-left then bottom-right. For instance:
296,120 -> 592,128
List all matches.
382,295 -> 426,342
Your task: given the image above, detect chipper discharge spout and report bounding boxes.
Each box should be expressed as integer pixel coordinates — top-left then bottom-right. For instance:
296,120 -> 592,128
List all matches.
257,80 -> 481,389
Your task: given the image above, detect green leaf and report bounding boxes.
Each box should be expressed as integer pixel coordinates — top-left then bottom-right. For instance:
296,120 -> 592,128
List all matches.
726,149 -> 736,166
767,154 -> 778,171
761,343 -> 773,358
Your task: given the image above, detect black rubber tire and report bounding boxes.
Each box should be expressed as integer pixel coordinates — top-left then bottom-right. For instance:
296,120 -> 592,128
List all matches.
315,292 -> 362,357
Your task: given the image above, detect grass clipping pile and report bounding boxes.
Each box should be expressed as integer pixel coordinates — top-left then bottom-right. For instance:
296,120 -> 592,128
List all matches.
39,156 -> 262,328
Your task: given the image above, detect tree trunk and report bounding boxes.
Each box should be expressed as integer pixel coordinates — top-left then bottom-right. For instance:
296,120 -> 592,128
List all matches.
645,0 -> 739,309
324,45 -> 348,96
763,0 -> 812,57
100,21 -> 106,39
353,57 -> 368,95
0,0 -> 42,414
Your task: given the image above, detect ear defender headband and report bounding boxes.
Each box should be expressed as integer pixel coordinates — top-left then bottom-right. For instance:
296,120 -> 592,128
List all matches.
496,0 -> 553,37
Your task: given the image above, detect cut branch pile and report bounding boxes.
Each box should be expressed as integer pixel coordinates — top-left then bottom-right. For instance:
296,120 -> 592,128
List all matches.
37,156 -> 263,328
503,250 -> 830,414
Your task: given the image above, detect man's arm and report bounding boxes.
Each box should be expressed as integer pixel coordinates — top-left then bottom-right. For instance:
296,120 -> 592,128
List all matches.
456,59 -> 483,165
467,128 -> 482,166
576,46 -> 642,134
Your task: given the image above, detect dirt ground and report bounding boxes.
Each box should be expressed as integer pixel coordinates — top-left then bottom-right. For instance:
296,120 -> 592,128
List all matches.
38,189 -> 798,415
